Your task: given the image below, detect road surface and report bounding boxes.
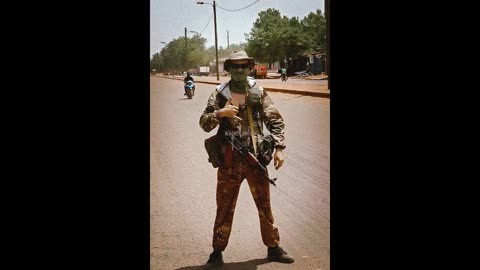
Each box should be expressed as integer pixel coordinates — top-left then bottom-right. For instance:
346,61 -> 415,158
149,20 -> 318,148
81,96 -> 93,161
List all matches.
151,77 -> 330,270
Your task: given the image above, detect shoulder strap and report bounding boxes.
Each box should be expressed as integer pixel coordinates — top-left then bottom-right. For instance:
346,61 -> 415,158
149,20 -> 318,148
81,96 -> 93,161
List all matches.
246,86 -> 258,157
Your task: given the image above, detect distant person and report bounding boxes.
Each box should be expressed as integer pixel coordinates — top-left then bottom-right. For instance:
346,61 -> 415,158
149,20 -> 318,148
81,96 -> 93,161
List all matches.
281,67 -> 287,82
184,72 -> 194,83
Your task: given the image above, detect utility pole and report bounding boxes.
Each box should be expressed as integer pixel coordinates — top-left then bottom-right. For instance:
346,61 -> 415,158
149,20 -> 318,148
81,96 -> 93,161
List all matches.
326,0 -> 330,90
196,1 -> 219,81
227,30 -> 229,49
213,1 -> 219,80
185,27 -> 188,72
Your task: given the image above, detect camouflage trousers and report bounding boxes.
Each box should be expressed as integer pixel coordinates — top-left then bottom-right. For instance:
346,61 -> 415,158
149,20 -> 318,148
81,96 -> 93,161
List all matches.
212,153 -> 280,251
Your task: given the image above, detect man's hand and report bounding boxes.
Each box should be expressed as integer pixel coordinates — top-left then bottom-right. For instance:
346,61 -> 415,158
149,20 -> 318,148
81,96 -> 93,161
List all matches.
216,105 -> 242,121
273,148 -> 285,170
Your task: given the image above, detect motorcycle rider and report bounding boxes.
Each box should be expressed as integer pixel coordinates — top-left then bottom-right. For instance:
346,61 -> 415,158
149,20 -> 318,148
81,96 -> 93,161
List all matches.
184,72 -> 195,96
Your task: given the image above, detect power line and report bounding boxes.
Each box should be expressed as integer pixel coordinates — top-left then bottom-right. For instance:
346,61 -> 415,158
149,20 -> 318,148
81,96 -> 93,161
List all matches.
199,12 -> 214,35
216,0 -> 261,12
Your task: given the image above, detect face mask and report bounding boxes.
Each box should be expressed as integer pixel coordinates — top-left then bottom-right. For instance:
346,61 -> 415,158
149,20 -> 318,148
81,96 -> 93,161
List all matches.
230,68 -> 250,81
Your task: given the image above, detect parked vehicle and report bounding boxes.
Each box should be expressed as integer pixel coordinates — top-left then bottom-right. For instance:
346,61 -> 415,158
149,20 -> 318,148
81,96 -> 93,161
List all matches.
252,65 -> 267,79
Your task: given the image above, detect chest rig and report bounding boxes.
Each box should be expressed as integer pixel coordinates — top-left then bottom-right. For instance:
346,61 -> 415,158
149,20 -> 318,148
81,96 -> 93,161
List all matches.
217,78 -> 260,109
216,78 -> 263,154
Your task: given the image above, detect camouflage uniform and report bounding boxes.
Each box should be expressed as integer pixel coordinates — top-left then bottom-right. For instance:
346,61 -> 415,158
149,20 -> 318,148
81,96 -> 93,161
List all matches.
200,79 -> 286,251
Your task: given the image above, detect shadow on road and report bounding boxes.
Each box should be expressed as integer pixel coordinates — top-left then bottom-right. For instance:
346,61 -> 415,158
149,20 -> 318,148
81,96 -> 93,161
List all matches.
174,258 -> 270,270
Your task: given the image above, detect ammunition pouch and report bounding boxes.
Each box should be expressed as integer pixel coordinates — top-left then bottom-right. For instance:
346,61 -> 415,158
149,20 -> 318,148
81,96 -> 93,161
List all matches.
257,135 -> 275,166
247,85 -> 261,109
204,134 -> 224,168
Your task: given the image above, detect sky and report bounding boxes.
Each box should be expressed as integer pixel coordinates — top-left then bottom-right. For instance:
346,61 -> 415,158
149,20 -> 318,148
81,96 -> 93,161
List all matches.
150,0 -> 325,58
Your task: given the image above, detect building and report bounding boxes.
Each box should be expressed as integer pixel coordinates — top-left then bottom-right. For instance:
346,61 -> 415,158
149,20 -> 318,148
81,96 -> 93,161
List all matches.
306,51 -> 326,75
285,51 -> 326,75
209,57 -> 227,74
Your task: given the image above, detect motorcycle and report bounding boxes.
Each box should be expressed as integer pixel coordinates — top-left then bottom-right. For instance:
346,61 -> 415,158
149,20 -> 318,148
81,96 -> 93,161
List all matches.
281,73 -> 288,82
184,80 -> 195,99
295,70 -> 313,77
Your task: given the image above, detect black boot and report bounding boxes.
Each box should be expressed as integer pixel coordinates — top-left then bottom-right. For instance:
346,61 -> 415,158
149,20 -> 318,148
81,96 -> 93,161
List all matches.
204,250 -> 223,269
267,246 -> 294,263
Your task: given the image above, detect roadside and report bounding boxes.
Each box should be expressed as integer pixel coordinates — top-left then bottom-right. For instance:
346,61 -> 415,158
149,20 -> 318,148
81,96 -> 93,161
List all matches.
265,71 -> 328,81
153,73 -> 330,98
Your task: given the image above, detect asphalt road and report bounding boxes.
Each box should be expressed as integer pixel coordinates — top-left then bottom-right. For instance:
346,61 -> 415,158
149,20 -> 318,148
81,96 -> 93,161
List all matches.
151,77 -> 330,270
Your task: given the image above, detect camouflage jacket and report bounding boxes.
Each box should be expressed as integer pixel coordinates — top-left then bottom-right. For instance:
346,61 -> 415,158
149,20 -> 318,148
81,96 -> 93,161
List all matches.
199,78 -> 286,150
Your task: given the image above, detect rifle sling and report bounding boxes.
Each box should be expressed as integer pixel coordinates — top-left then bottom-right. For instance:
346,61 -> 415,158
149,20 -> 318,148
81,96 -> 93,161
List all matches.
246,94 -> 257,157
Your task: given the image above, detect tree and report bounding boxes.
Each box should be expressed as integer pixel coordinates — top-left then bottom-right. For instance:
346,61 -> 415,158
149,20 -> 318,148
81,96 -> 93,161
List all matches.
150,53 -> 162,72
245,8 -> 287,63
244,8 -> 326,64
150,34 -> 209,73
301,9 -> 326,52
185,35 -> 208,69
282,16 -> 309,60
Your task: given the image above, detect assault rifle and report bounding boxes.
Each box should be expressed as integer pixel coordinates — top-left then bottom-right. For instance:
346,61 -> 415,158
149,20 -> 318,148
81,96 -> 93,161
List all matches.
226,134 -> 278,186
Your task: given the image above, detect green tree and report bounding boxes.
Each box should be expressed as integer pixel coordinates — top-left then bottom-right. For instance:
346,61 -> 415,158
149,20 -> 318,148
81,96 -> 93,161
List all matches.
158,38 -> 184,72
282,16 -> 309,60
150,53 -> 162,72
150,34 -> 209,73
301,9 -> 326,52
245,8 -> 287,63
185,34 -> 208,69
244,8 -> 326,64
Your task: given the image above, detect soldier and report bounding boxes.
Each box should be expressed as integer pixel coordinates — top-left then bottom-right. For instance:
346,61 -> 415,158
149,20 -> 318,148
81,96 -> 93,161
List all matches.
200,51 -> 294,268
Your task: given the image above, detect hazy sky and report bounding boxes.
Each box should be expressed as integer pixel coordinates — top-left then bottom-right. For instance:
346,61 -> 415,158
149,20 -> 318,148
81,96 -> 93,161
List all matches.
150,0 -> 325,58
